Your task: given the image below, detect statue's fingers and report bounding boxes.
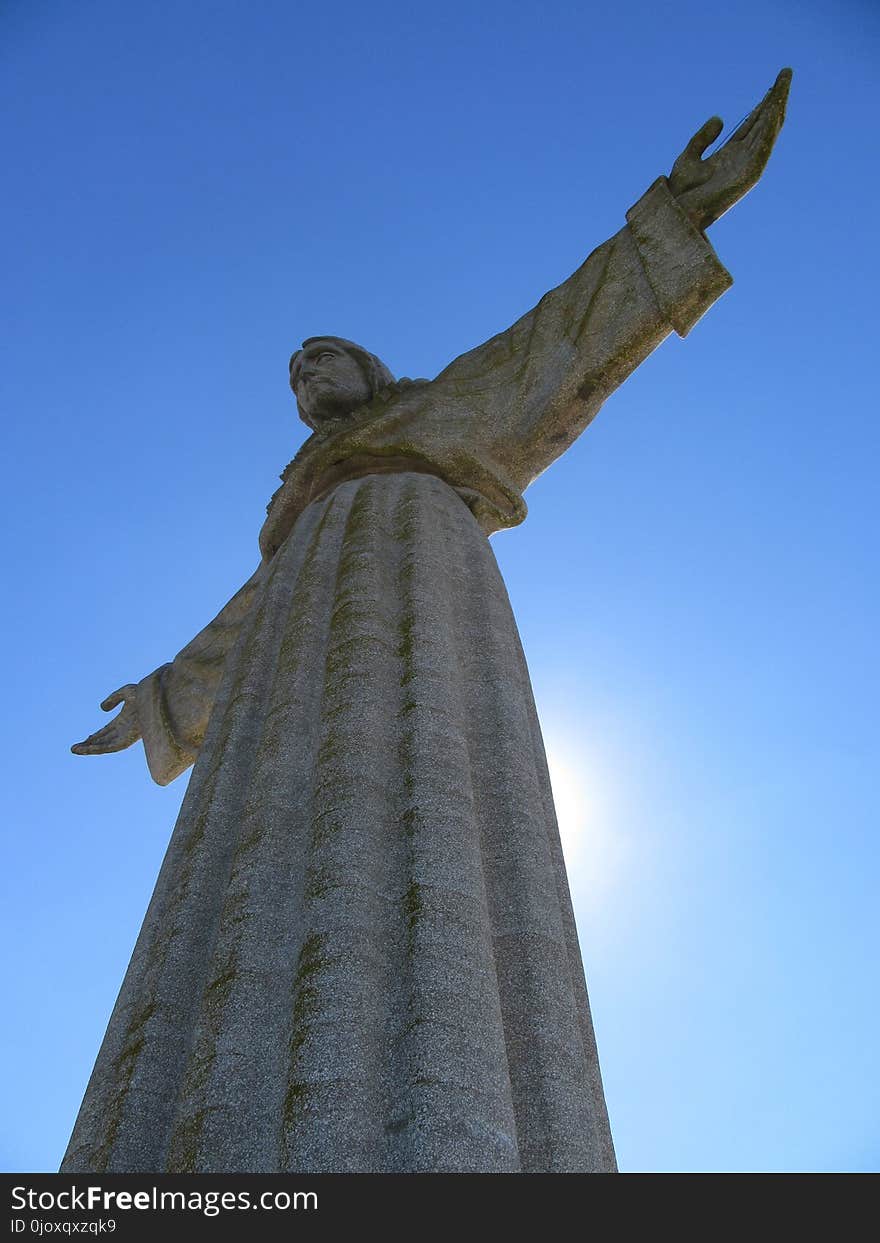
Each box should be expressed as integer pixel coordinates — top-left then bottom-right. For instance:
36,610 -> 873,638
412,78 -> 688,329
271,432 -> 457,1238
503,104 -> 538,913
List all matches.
100,684 -> 136,713
743,79 -> 790,162
71,724 -> 125,755
757,69 -> 791,129
670,116 -> 721,192
774,67 -> 793,99
72,738 -> 103,755
684,115 -> 723,161
735,68 -> 792,144
730,98 -> 770,144
745,116 -> 774,154
72,731 -> 110,755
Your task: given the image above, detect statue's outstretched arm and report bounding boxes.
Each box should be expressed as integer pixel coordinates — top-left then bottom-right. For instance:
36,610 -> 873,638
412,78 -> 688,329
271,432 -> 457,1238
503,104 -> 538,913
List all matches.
433,70 -> 791,489
72,566 -> 265,785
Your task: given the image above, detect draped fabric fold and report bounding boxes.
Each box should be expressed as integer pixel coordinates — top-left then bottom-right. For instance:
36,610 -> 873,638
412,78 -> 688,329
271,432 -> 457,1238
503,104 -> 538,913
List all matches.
62,473 -> 615,1173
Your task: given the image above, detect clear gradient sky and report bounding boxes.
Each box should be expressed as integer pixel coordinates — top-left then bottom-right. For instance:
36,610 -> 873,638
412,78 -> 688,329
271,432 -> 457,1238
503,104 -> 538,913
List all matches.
2,0 -> 878,1173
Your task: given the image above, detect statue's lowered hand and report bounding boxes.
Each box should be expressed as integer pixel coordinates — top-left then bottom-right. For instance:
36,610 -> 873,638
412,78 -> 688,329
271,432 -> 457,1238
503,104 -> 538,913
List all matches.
72,685 -> 142,755
670,68 -> 792,231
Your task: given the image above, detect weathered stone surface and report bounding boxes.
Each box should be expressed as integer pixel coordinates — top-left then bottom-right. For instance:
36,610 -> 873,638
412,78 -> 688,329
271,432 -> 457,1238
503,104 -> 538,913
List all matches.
66,71 -> 790,1172
65,473 -> 616,1172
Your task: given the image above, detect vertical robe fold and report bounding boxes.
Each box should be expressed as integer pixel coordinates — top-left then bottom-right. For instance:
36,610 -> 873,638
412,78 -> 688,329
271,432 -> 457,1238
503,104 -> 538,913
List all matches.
62,177 -> 732,1172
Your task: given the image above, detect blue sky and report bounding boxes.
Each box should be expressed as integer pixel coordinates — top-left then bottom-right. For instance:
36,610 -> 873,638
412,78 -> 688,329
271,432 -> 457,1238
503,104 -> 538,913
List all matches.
2,0 -> 877,1173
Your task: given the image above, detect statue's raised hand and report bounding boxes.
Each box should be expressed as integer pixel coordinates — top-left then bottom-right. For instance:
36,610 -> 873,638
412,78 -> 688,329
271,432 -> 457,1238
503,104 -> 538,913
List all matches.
670,68 -> 792,232
72,685 -> 142,755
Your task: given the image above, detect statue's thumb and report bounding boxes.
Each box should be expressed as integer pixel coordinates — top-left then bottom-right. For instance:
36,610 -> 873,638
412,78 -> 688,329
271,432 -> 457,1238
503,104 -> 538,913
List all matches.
688,116 -> 723,159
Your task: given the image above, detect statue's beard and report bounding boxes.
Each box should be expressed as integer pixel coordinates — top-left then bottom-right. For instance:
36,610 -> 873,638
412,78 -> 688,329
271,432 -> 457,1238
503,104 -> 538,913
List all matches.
297,382 -> 370,430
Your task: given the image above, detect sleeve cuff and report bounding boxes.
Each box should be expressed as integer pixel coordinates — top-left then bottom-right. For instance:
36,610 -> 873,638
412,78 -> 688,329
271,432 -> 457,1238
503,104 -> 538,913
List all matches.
626,176 -> 733,337
136,665 -> 196,786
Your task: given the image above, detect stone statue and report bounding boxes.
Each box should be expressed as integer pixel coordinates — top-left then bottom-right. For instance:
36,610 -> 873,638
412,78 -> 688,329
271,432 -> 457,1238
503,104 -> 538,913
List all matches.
64,71 -> 791,1173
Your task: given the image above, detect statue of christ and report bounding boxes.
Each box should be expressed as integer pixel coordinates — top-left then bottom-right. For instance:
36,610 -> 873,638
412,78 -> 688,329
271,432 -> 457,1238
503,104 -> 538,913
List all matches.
66,71 -> 791,1173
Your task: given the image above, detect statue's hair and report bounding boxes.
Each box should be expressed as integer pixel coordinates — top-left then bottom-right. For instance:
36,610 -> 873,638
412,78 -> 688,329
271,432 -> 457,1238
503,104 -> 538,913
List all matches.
289,336 -> 396,430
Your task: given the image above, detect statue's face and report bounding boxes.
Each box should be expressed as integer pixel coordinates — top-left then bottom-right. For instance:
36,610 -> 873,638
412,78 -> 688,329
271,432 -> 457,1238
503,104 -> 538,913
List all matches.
290,339 -> 373,426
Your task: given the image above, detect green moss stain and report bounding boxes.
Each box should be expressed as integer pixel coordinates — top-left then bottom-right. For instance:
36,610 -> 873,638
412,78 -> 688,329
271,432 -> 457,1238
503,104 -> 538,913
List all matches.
316,731 -> 343,766
205,963 -> 236,1005
282,1080 -> 311,1130
398,615 -> 416,687
167,1107 -> 208,1174
404,882 -> 424,951
233,824 -> 262,860
311,810 -> 342,850
222,887 -> 248,928
166,945 -> 240,1168
293,933 -> 328,995
90,999 -> 157,1171
305,867 -> 336,902
281,933 -> 331,1151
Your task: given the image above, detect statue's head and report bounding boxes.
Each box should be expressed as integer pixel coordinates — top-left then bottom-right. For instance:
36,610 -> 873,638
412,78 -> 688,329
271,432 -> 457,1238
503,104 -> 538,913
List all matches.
289,337 -> 396,431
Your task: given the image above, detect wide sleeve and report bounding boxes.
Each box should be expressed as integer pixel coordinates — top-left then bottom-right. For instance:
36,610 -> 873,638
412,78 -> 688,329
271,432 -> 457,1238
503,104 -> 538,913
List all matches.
134,566 -> 264,785
431,176 -> 733,490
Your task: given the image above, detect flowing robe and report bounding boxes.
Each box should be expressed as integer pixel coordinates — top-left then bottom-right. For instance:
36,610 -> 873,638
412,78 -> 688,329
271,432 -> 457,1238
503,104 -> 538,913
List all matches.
62,177 -> 732,1173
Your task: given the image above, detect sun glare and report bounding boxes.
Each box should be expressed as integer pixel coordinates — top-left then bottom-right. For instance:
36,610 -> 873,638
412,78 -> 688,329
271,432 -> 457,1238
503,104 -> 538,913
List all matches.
542,730 -> 629,909
546,749 -> 591,868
